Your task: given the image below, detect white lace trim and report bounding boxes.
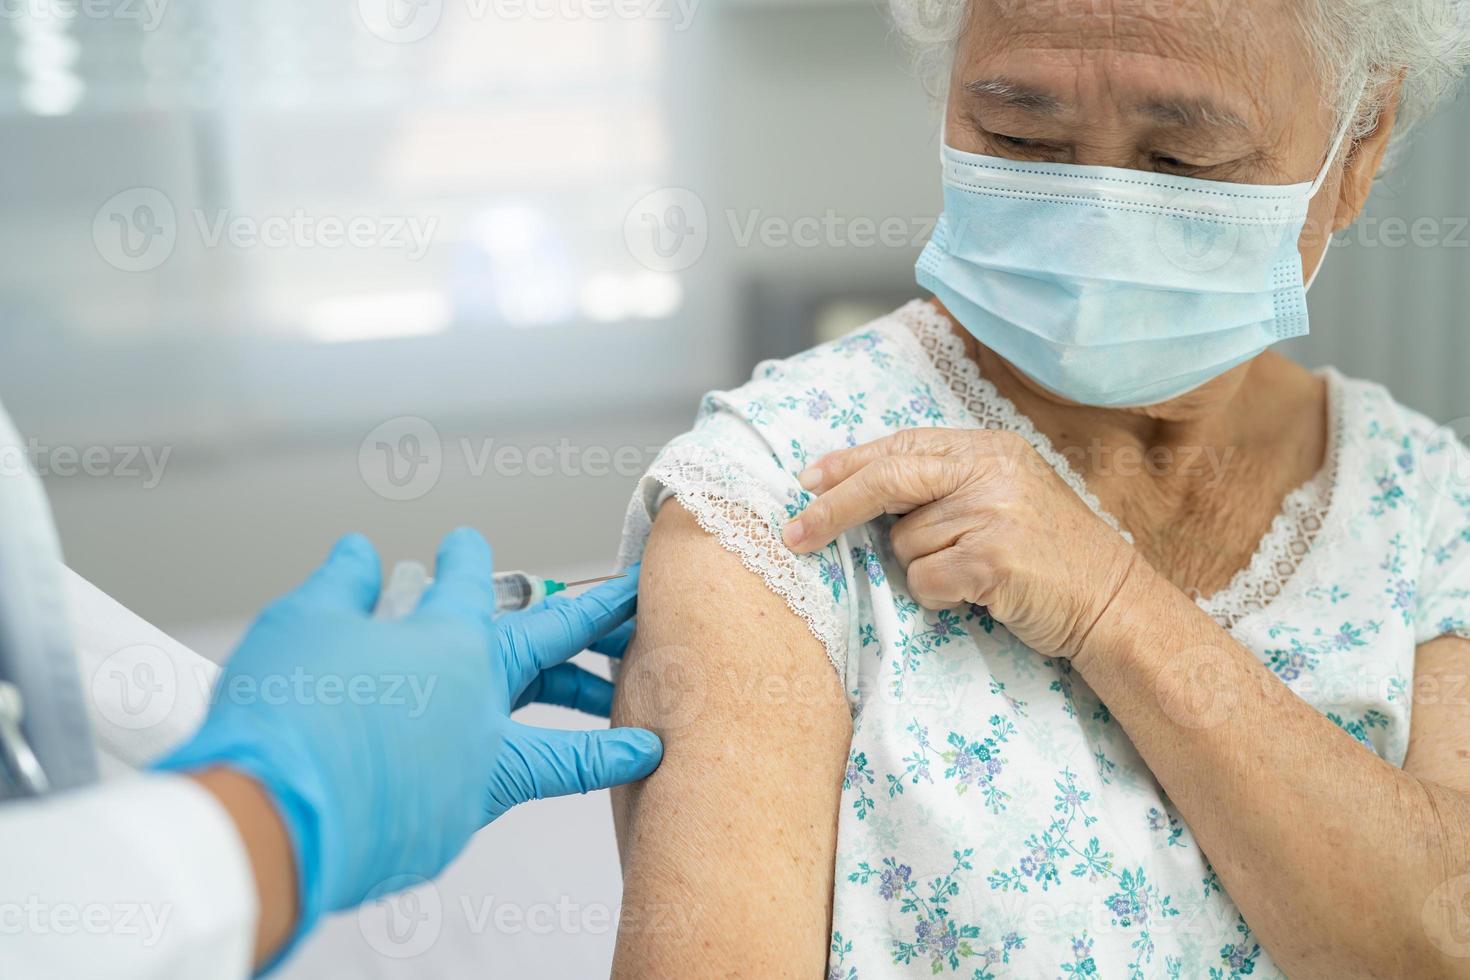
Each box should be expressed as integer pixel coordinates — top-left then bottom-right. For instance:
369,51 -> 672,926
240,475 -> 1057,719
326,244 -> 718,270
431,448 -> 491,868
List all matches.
1193,384 -> 1342,628
891,299 -> 1133,542
891,298 -> 1341,631
617,442 -> 847,676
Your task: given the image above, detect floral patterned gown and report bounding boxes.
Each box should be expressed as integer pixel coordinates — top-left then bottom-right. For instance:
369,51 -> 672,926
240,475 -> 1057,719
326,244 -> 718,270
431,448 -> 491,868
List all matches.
618,300 -> 1470,979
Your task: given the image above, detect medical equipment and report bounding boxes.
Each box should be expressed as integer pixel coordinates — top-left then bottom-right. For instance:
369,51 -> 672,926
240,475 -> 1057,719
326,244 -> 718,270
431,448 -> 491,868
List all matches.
376,560 -> 626,620
156,530 -> 659,963
0,399 -> 97,801
0,681 -> 47,796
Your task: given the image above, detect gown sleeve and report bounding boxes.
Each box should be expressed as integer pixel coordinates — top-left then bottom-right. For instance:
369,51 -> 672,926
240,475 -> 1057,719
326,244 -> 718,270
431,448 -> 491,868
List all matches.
619,382 -> 856,683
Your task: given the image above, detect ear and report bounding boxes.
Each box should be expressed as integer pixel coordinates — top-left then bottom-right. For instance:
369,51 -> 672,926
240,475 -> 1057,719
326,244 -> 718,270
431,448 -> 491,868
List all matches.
1333,75 -> 1404,232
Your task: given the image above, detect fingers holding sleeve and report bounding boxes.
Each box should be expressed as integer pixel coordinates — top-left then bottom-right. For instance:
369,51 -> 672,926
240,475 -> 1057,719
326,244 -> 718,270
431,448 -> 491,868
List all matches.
798,429 -> 971,493
784,456 -> 964,554
906,550 -> 983,609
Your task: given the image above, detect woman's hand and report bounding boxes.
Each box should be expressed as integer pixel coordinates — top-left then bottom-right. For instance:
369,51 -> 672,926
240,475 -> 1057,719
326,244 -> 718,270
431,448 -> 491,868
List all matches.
781,428 -> 1142,660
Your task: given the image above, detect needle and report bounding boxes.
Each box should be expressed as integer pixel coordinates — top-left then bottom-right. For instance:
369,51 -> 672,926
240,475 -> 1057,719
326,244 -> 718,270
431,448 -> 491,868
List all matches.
562,573 -> 628,588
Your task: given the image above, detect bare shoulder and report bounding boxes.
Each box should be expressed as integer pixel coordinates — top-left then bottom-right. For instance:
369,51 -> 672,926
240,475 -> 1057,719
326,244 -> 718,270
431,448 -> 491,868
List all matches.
631,498 -> 805,646
614,500 -> 850,735
609,500 -> 852,978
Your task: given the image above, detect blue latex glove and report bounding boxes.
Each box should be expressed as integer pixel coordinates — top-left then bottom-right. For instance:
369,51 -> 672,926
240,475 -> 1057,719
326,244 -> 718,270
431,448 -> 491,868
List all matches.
154,529 -> 660,962
508,596 -> 637,717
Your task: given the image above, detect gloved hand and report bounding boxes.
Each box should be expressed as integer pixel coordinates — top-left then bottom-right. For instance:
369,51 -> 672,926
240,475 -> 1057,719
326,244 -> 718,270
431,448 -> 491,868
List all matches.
153,528 -> 660,959
506,586 -> 638,719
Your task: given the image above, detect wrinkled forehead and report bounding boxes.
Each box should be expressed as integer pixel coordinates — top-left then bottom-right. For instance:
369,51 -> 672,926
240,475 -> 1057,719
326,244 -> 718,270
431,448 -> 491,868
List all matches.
956,0 -> 1321,125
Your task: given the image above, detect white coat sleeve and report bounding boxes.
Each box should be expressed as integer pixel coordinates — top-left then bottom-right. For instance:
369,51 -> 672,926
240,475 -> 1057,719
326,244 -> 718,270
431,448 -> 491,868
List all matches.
63,566 -> 220,773
0,772 -> 257,980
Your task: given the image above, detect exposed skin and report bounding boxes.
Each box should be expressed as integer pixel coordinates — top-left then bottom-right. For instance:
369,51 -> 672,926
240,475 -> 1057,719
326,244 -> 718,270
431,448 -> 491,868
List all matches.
611,502 -> 851,979
190,769 -> 298,969
614,1 -> 1469,977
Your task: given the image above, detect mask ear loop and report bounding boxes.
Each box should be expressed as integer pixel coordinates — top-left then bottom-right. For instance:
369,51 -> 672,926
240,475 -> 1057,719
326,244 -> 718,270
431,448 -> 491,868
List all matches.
938,99 -> 950,165
1308,87 -> 1364,197
1305,80 -> 1369,289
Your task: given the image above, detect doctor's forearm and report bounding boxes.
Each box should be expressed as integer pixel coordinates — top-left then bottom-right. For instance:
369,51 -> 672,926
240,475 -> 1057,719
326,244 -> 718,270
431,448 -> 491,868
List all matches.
191,769 -> 299,970
1072,565 -> 1470,978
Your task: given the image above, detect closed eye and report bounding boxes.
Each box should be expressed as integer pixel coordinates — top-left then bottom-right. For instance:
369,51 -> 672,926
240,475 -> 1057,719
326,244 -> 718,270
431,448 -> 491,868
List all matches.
987,132 -> 1066,159
1152,153 -> 1208,174
994,133 -> 1038,149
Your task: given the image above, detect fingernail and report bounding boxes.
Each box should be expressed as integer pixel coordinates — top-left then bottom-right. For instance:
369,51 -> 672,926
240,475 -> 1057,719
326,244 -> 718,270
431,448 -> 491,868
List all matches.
783,518 -> 807,547
798,467 -> 823,491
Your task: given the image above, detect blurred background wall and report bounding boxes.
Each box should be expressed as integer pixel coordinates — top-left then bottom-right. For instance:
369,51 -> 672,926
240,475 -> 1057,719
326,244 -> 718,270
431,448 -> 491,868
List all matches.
1,1 -> 1466,977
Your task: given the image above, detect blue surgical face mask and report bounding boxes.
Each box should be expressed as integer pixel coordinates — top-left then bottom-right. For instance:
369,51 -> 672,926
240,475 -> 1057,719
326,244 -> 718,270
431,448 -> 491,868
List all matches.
916,109 -> 1356,408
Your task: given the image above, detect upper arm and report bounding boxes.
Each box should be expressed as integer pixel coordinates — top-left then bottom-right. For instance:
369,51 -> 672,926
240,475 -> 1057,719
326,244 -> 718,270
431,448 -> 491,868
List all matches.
1405,635 -> 1470,794
610,500 -> 853,979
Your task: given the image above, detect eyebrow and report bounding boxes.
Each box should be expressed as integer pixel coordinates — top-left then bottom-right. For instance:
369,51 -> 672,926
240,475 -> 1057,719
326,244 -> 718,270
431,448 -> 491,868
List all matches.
963,77 -> 1063,113
963,76 -> 1250,130
1134,97 -> 1250,130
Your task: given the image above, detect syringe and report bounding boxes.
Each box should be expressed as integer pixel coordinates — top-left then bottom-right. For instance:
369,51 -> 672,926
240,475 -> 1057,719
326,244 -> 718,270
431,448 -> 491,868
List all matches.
374,560 -> 625,620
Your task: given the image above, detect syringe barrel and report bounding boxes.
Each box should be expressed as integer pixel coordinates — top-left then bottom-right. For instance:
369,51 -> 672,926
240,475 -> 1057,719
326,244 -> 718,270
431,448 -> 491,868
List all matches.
491,571 -> 547,613
376,563 -> 549,619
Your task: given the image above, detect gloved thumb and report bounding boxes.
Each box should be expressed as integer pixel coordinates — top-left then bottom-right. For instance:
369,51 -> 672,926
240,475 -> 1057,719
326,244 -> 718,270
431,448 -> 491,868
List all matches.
498,723 -> 662,805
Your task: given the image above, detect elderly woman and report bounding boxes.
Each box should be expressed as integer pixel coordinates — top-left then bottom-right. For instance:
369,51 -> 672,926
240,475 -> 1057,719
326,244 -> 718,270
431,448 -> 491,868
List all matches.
611,1 -> 1470,976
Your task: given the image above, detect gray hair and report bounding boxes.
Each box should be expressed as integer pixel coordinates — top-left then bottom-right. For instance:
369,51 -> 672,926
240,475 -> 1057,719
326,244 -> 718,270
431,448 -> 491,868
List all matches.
889,0 -> 1470,169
